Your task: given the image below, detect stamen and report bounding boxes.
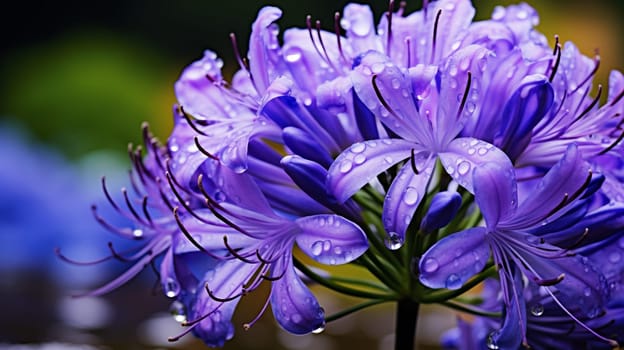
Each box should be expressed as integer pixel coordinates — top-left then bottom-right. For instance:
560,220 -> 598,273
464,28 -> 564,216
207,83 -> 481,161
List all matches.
141,196 -> 154,226
549,42 -> 562,82
430,9 -> 443,64
405,37 -> 412,67
122,187 -> 148,225
306,15 -> 327,65
261,264 -> 288,281
91,204 -> 134,236
107,242 -> 140,263
423,0 -> 429,19
165,170 -> 212,225
546,193 -> 569,218
55,247 -> 116,266
410,148 -> 419,175
533,273 -> 565,286
565,227 -> 589,251
315,19 -> 336,70
570,51 -> 600,95
334,12 -> 348,64
194,137 -> 219,160
372,74 -> 402,119
609,88 -> 624,107
223,236 -> 256,263
456,72 -> 472,120
229,33 -> 250,71
173,207 -> 224,260
101,177 -> 121,212
179,106 -> 208,136
205,282 -> 244,303
243,293 -> 272,331
386,0 -> 395,57
572,85 -> 602,124
599,127 -> 624,155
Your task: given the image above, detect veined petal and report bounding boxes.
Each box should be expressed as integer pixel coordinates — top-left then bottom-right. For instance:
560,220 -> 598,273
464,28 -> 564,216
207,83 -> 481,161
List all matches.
504,144 -> 590,229
472,162 -> 517,228
295,214 -> 367,265
439,137 -> 513,193
351,51 -> 431,142
271,257 -> 325,334
174,50 -> 225,117
425,0 -> 476,63
382,159 -> 434,243
341,4 -> 382,54
248,7 -> 283,94
419,227 -> 489,290
327,139 -> 415,203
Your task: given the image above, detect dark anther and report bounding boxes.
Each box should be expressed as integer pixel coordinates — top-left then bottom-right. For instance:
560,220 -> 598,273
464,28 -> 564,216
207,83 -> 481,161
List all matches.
534,273 -> 565,286
430,9 -> 443,64
223,236 -> 256,263
230,32 -> 250,71
205,282 -> 243,302
572,85 -> 602,124
410,148 -> 419,174
549,42 -> 562,82
570,51 -> 600,95
334,12 -> 347,63
456,71 -> 472,120
179,106 -> 208,136
194,137 -> 219,160
372,74 -> 402,119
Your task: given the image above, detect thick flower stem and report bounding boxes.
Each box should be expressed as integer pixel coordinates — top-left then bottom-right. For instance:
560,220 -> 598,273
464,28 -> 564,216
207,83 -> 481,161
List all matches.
395,299 -> 420,350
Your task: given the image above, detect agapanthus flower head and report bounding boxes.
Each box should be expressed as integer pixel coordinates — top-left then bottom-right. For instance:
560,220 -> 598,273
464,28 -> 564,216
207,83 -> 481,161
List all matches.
67,1 -> 624,349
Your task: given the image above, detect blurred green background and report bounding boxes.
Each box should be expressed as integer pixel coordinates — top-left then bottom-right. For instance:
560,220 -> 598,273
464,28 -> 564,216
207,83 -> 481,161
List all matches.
0,0 -> 621,349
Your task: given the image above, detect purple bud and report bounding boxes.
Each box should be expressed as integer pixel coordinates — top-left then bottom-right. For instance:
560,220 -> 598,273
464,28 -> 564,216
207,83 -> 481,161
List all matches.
421,191 -> 462,232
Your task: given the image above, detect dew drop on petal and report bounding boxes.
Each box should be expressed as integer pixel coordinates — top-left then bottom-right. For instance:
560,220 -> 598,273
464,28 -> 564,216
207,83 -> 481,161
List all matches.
351,143 -> 366,153
445,274 -> 462,289
403,187 -> 419,205
530,303 -> 544,316
354,154 -> 367,164
486,333 -> 500,349
583,287 -> 592,297
391,78 -> 401,89
132,228 -> 143,238
311,241 -> 324,256
422,258 -> 439,273
609,252 -> 621,263
284,48 -> 303,63
312,322 -> 326,334
323,240 -> 332,252
169,301 -> 187,323
164,278 -> 179,298
371,62 -> 385,74
340,160 -> 353,173
291,313 -> 303,324
457,161 -> 470,175
385,232 -> 404,250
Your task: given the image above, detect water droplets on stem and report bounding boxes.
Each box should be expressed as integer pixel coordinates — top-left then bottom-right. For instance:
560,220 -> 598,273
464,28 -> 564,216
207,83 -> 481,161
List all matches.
385,232 -> 403,250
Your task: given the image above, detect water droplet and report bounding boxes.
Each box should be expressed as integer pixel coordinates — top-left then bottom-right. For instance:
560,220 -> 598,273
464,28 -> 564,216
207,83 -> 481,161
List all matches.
132,228 -> 143,238
333,246 -> 343,255
403,187 -> 419,205
609,252 -> 621,263
445,274 -> 462,289
323,240 -> 332,252
583,287 -> 592,297
351,143 -> 366,153
478,147 -> 488,155
486,333 -> 500,349
445,3 -> 455,11
291,313 -> 303,324
371,62 -> 385,74
311,241 -> 324,256
384,156 -> 394,164
354,154 -> 367,164
339,160 -> 353,173
530,303 -> 544,316
312,323 -> 326,334
516,10 -> 528,19
422,258 -> 439,273
457,161 -> 470,175
467,148 -> 476,155
164,278 -> 179,298
352,20 -> 371,37
169,301 -> 187,323
284,48 -> 302,63
448,64 -> 458,77
385,233 -> 403,250
391,78 -> 401,89
446,165 -> 455,174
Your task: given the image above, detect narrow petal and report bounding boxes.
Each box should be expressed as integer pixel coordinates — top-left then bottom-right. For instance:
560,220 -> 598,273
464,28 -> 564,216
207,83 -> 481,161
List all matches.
248,7 -> 283,94
504,144 -> 590,229
439,137 -> 513,193
295,214 -> 368,265
426,0 -> 476,63
341,4 -> 382,54
271,257 -> 325,334
421,190 -> 463,232
382,159 -> 434,244
174,50 -> 225,117
327,139 -> 415,203
487,266 -> 526,350
472,162 -> 517,228
351,51 -> 431,142
419,227 -> 489,290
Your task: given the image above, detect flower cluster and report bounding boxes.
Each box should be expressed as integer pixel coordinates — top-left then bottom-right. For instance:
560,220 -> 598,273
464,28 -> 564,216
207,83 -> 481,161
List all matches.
73,0 -> 624,348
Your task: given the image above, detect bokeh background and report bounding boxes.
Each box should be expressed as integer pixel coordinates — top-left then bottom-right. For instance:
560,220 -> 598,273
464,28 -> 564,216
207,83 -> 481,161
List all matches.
0,1 -> 622,349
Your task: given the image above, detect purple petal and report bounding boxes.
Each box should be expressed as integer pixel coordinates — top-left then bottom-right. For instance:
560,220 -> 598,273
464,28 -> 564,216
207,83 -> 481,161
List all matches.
419,227 -> 489,290
271,257 -> 325,334
487,266 -> 525,350
382,159 -> 434,244
174,50 -> 225,117
504,144 -> 590,229
327,139 -> 416,203
439,137 -> 513,193
609,70 -> 624,115
425,0 -> 476,63
472,162 -> 517,228
295,214 -> 367,265
341,4 -> 382,54
421,190 -> 463,232
248,7 -> 283,94
351,51 -> 431,142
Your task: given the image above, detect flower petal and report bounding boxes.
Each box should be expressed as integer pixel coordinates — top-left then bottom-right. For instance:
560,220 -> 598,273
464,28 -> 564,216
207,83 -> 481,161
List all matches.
341,4 -> 382,54
248,7 -> 283,94
382,159 -> 434,244
439,137 -> 513,194
271,257 -> 325,334
421,191 -> 463,232
472,162 -> 517,228
327,139 -> 415,203
295,214 -> 368,265
419,227 -> 489,290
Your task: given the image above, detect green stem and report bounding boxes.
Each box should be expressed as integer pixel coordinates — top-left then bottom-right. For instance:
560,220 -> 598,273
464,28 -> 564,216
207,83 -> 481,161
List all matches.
395,299 -> 419,350
325,299 -> 389,323
293,258 -> 395,300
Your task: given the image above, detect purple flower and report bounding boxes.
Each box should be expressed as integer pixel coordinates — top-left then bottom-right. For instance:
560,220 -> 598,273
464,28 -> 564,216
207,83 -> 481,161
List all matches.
419,145 -> 617,347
